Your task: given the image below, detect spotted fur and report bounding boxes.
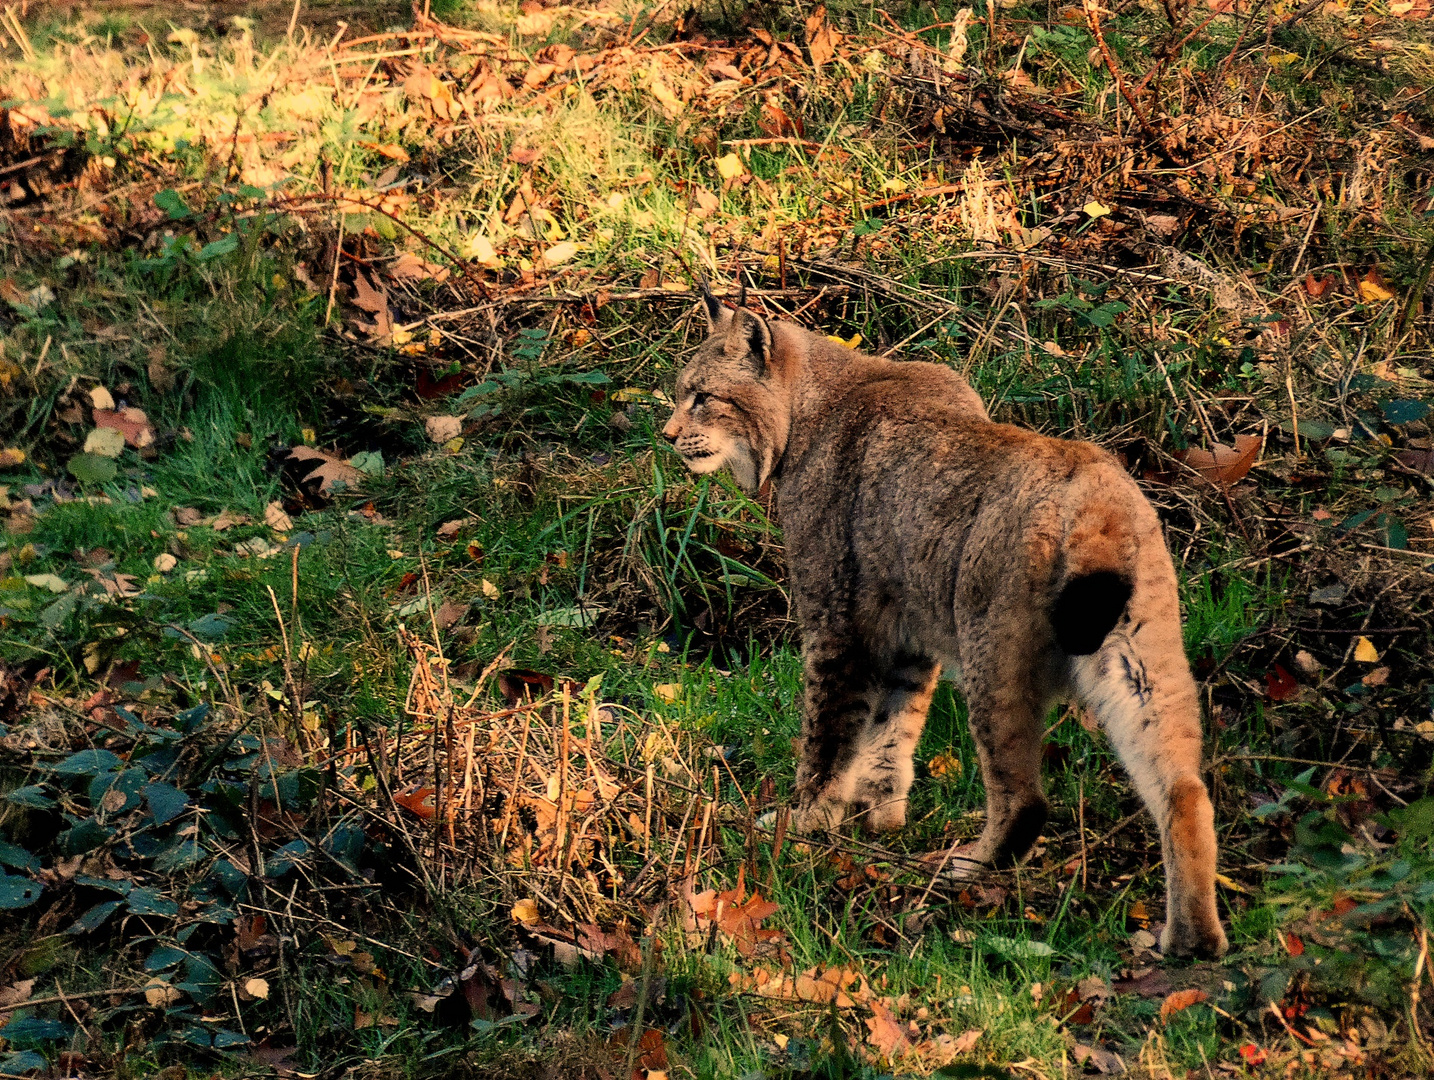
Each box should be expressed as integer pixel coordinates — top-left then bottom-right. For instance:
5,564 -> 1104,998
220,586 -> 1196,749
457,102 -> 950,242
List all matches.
661,298 -> 1227,958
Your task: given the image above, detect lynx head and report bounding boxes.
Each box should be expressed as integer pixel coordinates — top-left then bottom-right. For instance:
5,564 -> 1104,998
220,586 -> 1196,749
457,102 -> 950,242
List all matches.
662,289 -> 791,492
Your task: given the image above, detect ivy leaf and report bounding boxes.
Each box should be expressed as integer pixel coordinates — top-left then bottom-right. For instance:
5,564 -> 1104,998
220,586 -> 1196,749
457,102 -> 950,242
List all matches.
0,872 -> 43,910
0,841 -> 40,874
126,886 -> 179,917
69,899 -> 124,934
5,785 -> 54,809
144,781 -> 190,825
52,749 -> 122,776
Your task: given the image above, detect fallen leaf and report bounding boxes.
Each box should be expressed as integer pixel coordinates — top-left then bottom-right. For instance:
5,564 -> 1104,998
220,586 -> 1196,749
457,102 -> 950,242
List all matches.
481,578 -> 500,599
24,573 -> 68,593
94,407 -> 154,448
1239,1044 -> 1267,1066
265,501 -> 293,532
1072,1042 -> 1125,1074
83,426 -> 127,458
512,898 -> 541,925
390,252 -> 450,283
289,446 -> 365,495
211,509 -> 252,531
1303,272 -> 1335,298
153,553 -> 178,573
1159,988 -> 1208,1022
243,977 -> 270,1000
175,507 -> 203,526
541,241 -> 580,267
433,599 -> 468,630
425,415 -> 463,443
1176,434 -> 1261,487
392,786 -> 436,819
653,683 -> 680,704
0,448 -> 26,466
805,4 -> 842,71
1083,200 -> 1112,219
1354,636 -> 1380,663
436,518 -> 465,540
465,233 -> 500,268
1265,664 -> 1299,701
1358,268 -> 1396,304
716,152 -> 744,180
649,68 -> 684,118
89,386 -> 116,411
951,1027 -> 982,1053
865,1000 -> 912,1060
145,979 -> 181,1007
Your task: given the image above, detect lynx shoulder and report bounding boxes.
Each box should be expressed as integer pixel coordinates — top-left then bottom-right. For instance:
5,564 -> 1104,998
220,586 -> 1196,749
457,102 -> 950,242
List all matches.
661,291 -> 1227,958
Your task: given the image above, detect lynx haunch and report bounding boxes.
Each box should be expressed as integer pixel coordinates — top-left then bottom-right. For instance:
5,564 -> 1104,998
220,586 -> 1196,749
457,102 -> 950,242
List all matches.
661,291 -> 1228,958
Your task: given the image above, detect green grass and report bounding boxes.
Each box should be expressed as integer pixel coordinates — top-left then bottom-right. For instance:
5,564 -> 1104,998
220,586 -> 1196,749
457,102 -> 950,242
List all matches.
2,0 -> 1434,1077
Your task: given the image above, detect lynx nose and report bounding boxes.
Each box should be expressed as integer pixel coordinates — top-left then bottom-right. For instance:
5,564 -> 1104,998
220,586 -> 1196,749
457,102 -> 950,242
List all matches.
661,418 -> 681,443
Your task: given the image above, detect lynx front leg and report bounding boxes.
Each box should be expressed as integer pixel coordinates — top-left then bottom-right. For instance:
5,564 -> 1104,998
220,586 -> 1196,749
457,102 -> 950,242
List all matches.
850,657 -> 940,832
792,637 -> 877,833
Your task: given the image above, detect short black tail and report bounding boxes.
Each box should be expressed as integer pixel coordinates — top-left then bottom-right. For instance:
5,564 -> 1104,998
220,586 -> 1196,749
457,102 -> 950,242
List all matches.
1052,571 -> 1133,655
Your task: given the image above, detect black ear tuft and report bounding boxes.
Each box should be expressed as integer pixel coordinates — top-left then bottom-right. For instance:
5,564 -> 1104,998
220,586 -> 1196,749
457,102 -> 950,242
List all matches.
724,309 -> 772,372
696,269 -> 723,331
1052,571 -> 1133,654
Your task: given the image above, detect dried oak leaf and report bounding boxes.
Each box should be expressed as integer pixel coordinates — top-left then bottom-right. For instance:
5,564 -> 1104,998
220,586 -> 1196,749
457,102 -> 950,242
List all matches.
804,4 -> 842,71
288,446 -> 364,495
1175,434 -> 1261,487
865,1000 -> 912,1061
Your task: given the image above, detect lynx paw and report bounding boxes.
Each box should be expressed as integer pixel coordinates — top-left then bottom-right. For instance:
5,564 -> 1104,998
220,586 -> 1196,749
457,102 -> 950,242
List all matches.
1159,918 -> 1229,958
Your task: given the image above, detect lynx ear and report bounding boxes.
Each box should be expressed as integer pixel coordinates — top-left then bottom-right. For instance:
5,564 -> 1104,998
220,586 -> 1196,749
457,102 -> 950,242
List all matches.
696,270 -> 724,332
724,308 -> 771,372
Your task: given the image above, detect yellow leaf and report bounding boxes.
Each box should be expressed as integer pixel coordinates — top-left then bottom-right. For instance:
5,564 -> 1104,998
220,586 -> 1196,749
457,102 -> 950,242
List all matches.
542,241 -> 580,267
89,386 -> 115,411
244,977 -> 270,1000
481,578 -> 500,599
653,682 -> 681,703
1214,872 -> 1249,894
1353,636 -> 1380,663
464,233 -> 499,268
716,153 -> 744,180
927,751 -> 962,779
881,177 -> 907,194
825,333 -> 862,349
153,553 -> 178,573
0,447 -> 23,466
1358,271 -> 1396,304
145,980 -> 181,1007
84,426 -> 126,458
511,898 -> 540,925
649,68 -> 684,118
1083,200 -> 1112,219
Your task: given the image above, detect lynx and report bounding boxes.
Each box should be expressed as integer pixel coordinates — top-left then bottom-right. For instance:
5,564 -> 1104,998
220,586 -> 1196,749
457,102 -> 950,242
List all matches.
660,289 -> 1227,957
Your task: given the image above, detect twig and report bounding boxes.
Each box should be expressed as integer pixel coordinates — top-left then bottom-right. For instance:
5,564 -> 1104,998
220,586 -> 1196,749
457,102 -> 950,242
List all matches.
1084,0 -> 1180,162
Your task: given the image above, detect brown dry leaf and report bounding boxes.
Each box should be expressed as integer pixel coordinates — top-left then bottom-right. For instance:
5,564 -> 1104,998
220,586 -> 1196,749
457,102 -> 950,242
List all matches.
649,67 -> 685,118
1159,988 -> 1209,1022
351,270 -> 394,341
433,599 -> 468,630
264,501 -> 293,533
93,406 -> 154,448
950,1027 -> 982,1054
805,4 -> 842,71
390,252 -> 450,283
145,980 -> 181,1007
211,509 -> 252,531
1176,434 -> 1261,487
80,568 -> 142,598
289,446 -> 364,495
0,978 -> 35,1020
425,415 -> 463,443
1072,1043 -> 1125,1074
865,1000 -> 912,1061
0,447 -> 23,466
1303,272 -> 1335,299
436,518 -> 465,540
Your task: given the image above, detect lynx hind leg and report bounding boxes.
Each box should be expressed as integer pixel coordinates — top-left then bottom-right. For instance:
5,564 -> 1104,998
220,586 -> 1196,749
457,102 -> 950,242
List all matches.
1072,612 -> 1228,958
849,657 -> 940,832
790,641 -> 877,833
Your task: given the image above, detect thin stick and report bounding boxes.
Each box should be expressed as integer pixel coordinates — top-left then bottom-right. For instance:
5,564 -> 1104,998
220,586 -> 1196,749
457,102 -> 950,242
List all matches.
287,0 -> 302,42
497,708 -> 535,849
324,211 -> 346,327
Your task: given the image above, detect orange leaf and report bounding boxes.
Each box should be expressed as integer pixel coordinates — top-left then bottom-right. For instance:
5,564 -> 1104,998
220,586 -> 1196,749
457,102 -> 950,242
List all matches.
393,786 -> 436,819
1159,988 -> 1209,1022
1176,433 -> 1261,487
93,407 -> 154,448
1303,272 -> 1334,298
865,1000 -> 912,1060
